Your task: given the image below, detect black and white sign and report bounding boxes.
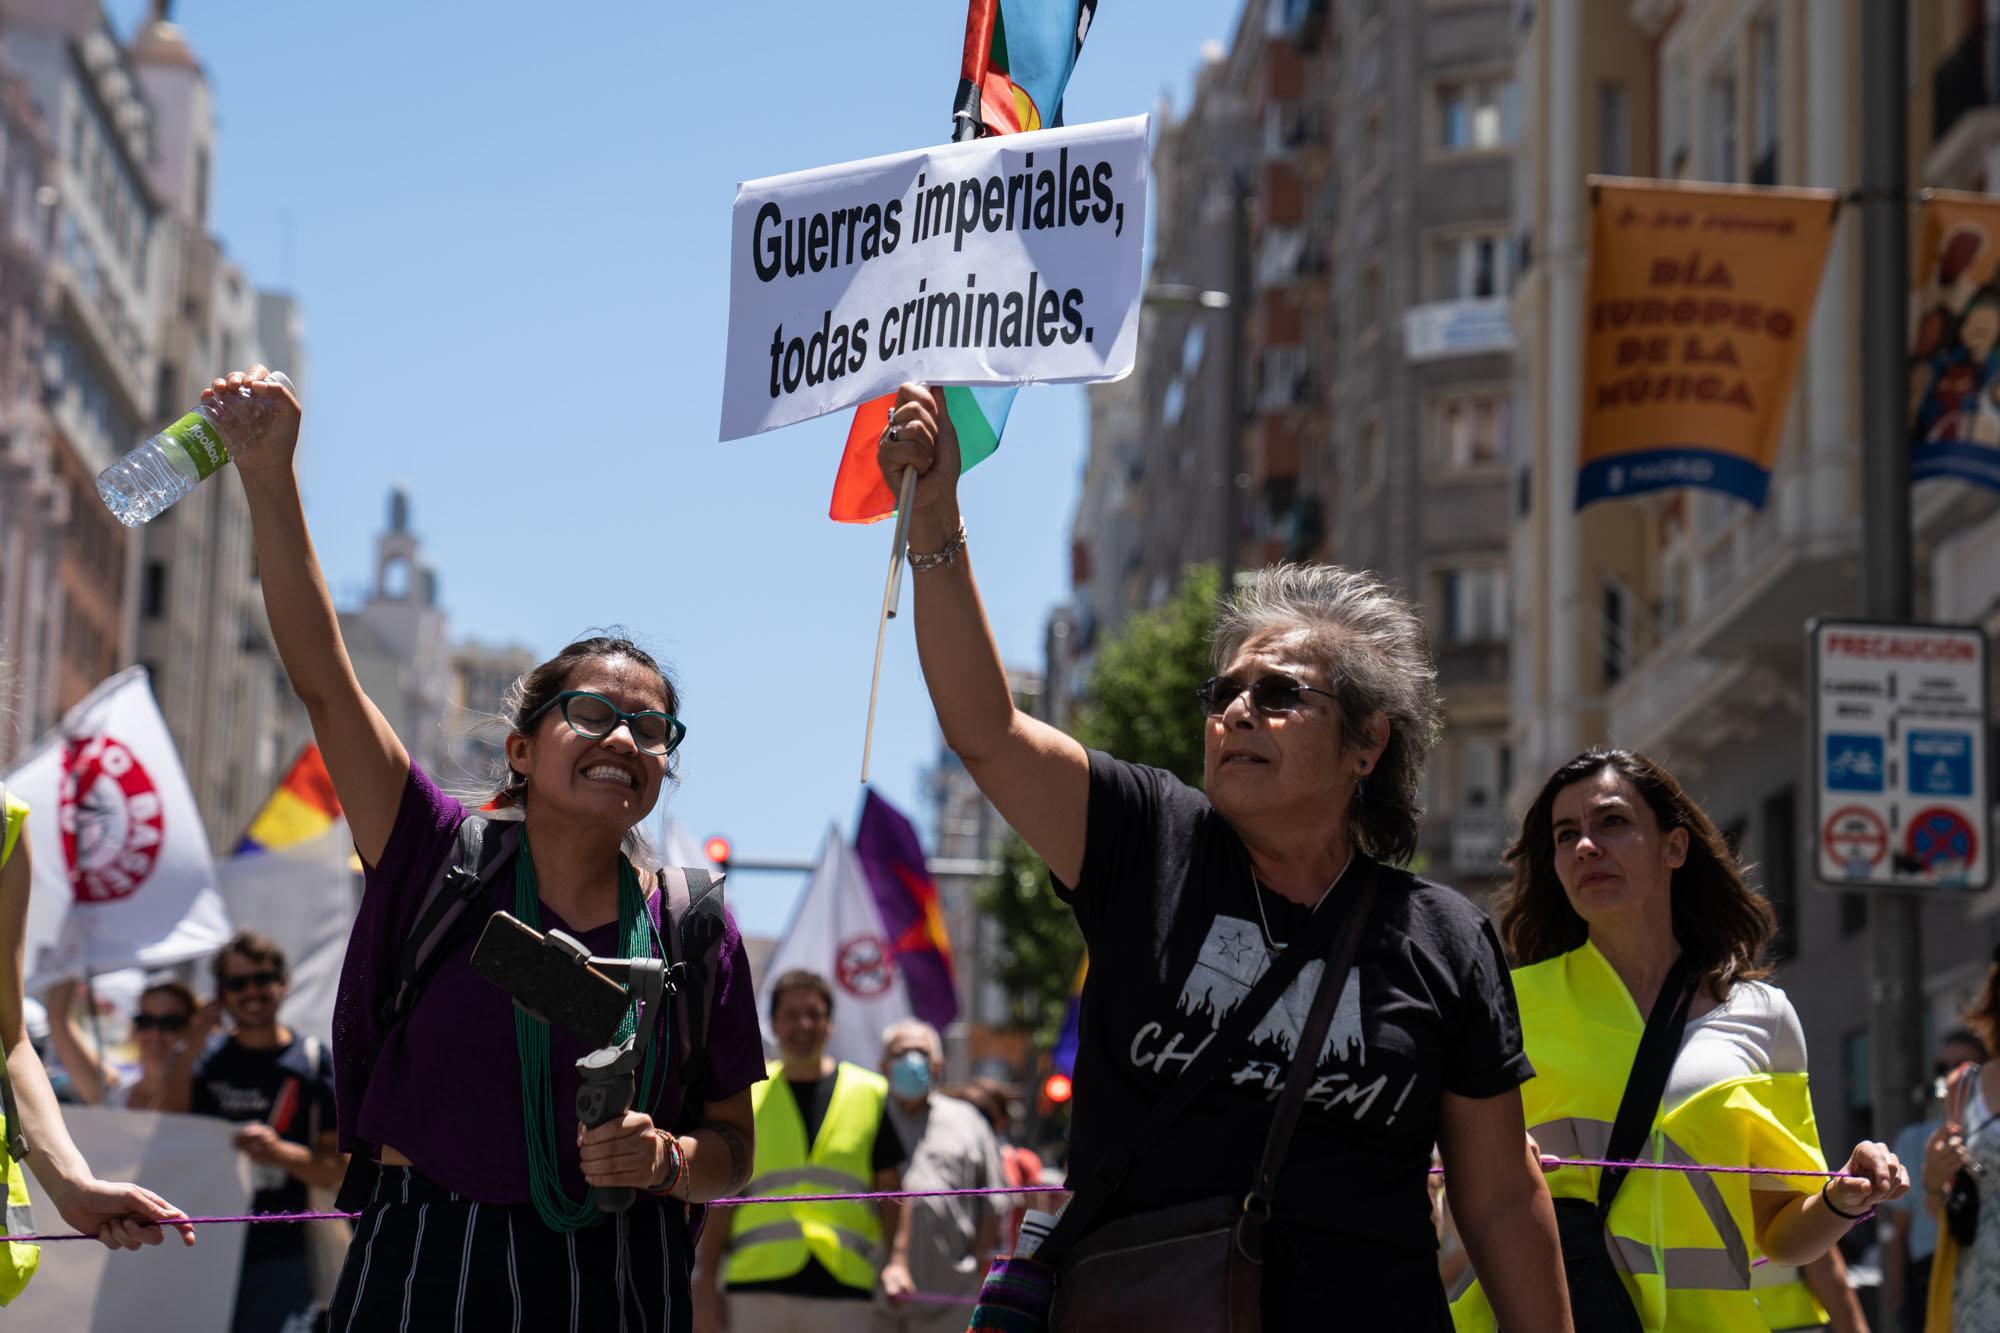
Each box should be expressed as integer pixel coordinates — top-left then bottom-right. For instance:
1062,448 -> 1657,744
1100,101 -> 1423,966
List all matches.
1810,620 -> 1991,892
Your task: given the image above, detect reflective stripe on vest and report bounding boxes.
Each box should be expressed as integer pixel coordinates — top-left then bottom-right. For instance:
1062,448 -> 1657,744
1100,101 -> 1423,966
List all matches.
726,1062 -> 887,1291
1450,942 -> 1827,1333
0,1114 -> 38,1306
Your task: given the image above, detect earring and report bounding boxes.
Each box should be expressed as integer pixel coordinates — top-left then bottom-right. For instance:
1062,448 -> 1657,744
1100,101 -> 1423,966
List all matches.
1356,771 -> 1369,802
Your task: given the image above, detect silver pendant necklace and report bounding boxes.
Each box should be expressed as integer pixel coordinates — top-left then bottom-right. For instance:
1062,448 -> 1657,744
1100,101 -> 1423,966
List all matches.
1249,846 -> 1355,955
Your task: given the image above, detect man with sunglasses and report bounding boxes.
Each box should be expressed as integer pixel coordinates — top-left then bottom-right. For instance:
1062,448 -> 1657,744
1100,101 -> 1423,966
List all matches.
190,930 -> 346,1333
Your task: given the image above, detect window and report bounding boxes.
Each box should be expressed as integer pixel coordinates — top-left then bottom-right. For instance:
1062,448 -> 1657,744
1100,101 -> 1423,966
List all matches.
142,560 -> 166,620
1598,83 -> 1630,175
1438,566 -> 1509,644
1703,71 -> 1739,181
1751,18 -> 1779,184
1361,261 -> 1383,331
1430,231 -> 1514,300
1357,417 -> 1384,493
1161,378 -> 1186,427
1762,787 -> 1797,962
1437,79 -> 1518,150
1840,891 -> 1866,937
1459,737 -> 1503,809
1664,60 -> 1691,173
1601,577 -> 1629,687
1428,391 -> 1512,470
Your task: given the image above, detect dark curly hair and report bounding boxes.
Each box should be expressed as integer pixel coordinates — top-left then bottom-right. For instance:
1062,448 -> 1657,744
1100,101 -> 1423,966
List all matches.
1495,748 -> 1775,997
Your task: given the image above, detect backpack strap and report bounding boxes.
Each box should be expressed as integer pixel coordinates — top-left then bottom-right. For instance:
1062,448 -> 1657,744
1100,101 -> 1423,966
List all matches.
657,865 -> 728,1126
379,816 -> 520,1028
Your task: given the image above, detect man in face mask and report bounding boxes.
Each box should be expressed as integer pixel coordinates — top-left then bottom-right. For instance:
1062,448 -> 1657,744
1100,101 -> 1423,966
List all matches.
878,1021 -> 1007,1331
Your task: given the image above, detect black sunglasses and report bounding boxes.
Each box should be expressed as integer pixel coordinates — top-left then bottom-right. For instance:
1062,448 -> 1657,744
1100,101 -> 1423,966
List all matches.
132,1012 -> 190,1033
524,690 -> 685,757
221,970 -> 282,993
1195,674 -> 1336,718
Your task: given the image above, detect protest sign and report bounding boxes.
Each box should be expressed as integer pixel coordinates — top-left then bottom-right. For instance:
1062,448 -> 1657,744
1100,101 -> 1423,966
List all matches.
720,115 -> 1147,441
1911,190 -> 2000,492
1578,177 -> 1838,510
13,1109 -> 250,1331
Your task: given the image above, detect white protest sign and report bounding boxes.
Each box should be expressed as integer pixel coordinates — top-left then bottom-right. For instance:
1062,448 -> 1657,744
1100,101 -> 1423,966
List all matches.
721,115 -> 1148,441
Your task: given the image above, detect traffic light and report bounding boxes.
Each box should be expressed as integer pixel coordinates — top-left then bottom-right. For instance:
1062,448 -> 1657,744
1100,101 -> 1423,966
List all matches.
1041,1071 -> 1073,1105
704,835 -> 733,874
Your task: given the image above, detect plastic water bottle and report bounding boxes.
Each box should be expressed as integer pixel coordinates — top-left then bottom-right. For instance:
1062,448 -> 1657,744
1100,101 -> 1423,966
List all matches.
96,370 -> 295,526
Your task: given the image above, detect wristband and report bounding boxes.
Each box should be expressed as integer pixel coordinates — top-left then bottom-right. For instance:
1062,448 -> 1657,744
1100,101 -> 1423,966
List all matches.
1820,1175 -> 1873,1222
647,1131 -> 686,1199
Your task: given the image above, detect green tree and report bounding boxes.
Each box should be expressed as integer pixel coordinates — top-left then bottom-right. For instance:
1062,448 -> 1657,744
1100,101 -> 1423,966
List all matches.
977,565 -> 1218,1051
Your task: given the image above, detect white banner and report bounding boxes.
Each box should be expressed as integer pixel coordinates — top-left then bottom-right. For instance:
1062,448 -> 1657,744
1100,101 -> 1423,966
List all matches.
217,822 -> 357,1050
757,828 -> 912,1070
12,1108 -> 251,1332
720,115 -> 1149,441
1,667 -> 232,988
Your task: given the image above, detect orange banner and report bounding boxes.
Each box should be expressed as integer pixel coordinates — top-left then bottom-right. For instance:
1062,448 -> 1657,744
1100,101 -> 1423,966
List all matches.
1579,177 -> 1839,510
1911,190 -> 2000,492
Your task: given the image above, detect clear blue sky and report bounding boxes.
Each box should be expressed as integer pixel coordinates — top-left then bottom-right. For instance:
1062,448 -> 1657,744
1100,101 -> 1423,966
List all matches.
118,1 -> 1243,936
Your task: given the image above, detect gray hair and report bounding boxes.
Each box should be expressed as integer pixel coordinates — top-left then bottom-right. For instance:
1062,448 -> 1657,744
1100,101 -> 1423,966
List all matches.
1211,564 -> 1443,864
881,1018 -> 944,1064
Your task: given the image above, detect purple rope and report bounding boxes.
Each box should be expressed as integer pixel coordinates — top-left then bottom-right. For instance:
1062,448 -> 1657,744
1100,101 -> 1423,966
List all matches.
0,1161 -> 1870,1244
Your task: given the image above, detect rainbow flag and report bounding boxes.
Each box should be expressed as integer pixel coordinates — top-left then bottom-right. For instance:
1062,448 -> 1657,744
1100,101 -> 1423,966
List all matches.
852,787 -> 959,1029
234,745 -> 342,855
828,0 -> 1098,524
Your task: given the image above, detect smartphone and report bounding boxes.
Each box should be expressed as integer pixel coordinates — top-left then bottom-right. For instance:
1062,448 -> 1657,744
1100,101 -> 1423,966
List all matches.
470,912 -> 631,1048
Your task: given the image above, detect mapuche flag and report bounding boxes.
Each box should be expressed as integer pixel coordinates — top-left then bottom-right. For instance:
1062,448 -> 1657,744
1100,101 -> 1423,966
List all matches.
853,787 -> 959,1029
828,0 -> 1099,523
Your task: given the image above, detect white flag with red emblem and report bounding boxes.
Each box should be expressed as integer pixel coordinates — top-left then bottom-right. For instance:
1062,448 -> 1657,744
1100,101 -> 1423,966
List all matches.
2,666 -> 231,986
757,825 -> 914,1070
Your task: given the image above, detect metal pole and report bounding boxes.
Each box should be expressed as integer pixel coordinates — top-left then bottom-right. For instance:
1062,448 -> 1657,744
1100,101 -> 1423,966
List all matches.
1860,0 -> 1925,1172
1220,172 -> 1251,595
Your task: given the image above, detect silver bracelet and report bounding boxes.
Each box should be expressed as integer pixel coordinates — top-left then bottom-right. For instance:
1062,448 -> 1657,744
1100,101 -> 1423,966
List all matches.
907,521 -> 967,572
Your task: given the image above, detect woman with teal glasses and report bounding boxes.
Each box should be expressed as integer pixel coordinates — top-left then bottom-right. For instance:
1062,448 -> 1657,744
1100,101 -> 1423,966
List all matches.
223,366 -> 764,1330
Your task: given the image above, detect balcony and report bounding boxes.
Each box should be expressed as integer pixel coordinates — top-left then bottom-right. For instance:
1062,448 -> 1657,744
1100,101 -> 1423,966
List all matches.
1932,24 -> 2000,185
1606,645 -> 1757,762
1403,297 -> 1515,362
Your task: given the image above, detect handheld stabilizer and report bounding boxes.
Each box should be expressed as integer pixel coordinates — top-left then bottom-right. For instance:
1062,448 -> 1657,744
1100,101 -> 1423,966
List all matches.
471,911 -> 675,1212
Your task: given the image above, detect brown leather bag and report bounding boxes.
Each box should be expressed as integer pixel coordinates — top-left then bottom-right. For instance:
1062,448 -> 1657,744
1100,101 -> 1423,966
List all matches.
1044,867 -> 1380,1333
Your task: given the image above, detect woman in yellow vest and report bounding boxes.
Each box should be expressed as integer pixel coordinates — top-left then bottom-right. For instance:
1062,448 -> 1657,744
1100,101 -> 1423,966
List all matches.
1452,749 -> 1907,1332
0,780 -> 195,1302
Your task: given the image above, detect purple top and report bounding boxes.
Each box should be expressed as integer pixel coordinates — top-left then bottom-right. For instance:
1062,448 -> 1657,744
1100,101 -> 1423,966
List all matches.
331,763 -> 766,1204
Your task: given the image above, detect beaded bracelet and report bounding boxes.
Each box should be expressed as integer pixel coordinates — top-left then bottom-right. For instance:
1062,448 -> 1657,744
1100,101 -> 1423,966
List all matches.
647,1130 -> 687,1200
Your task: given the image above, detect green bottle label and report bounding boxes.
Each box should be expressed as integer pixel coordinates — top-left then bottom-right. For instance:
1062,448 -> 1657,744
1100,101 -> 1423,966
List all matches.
160,410 -> 228,479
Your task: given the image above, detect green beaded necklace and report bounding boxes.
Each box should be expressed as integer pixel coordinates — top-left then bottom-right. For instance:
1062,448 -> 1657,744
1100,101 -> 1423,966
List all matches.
511,830 -> 664,1232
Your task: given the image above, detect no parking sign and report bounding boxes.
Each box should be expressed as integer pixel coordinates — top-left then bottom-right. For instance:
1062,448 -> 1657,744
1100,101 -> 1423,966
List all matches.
1811,621 -> 1991,892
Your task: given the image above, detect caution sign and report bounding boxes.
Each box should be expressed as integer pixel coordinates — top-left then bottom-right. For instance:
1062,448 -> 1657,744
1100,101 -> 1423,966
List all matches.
1811,620 -> 1991,893
1822,806 -> 1889,879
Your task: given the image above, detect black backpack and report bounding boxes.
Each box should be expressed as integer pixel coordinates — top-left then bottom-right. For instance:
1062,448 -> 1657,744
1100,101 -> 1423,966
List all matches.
334,814 -> 729,1212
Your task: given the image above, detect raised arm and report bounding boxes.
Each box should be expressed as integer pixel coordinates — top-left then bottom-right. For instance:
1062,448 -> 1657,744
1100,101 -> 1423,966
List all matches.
225,368 -> 408,863
877,383 -> 1089,885
42,979 -> 112,1105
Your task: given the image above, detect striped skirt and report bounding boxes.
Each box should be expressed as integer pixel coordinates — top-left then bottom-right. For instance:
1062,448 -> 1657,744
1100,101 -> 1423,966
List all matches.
324,1165 -> 691,1333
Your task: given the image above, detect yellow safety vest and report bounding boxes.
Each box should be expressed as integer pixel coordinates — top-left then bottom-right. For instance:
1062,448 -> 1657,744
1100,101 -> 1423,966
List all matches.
726,1061 -> 887,1292
0,789 -> 40,1304
1752,1266 -> 1830,1329
1453,941 -> 1827,1332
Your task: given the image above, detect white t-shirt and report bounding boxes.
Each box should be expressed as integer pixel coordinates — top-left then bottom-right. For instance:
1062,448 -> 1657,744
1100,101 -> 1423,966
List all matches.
1663,980 -> 1810,1189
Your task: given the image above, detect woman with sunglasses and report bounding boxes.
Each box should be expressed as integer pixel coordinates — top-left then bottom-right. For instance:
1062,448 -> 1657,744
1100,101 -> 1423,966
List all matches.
45,976 -> 205,1111
876,385 -> 1568,1330
223,368 -> 765,1330
1452,749 -> 1907,1332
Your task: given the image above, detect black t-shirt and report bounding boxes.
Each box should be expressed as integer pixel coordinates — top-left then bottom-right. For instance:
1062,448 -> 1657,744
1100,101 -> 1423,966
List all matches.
191,1032 -> 337,1261
1054,752 -> 1532,1328
726,1072 -> 907,1300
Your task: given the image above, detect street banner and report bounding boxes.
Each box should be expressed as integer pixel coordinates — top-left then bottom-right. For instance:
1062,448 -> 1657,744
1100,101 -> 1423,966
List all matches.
758,828 -> 916,1068
853,788 -> 958,1029
1910,190 -> 2000,491
720,114 -> 1148,441
12,1108 -> 251,1331
1578,177 -> 1839,510
1,667 -> 231,988
1809,620 -> 1990,892
218,746 -> 354,1049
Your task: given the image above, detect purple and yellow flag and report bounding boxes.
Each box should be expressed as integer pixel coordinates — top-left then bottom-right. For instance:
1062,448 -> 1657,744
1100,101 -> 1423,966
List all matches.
234,745 -> 341,855
853,788 -> 959,1029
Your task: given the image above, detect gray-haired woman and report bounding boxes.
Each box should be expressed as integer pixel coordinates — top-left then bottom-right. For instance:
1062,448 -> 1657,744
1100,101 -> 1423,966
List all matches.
876,384 -> 1570,1330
